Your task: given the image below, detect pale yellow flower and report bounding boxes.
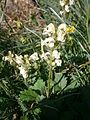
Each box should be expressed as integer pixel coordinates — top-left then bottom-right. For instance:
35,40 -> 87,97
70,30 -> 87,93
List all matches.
19,66 -> 28,79
57,23 -> 67,43
3,51 -> 14,65
15,54 -> 23,65
69,0 -> 74,6
60,0 -> 66,7
57,32 -> 65,43
60,0 -> 74,13
41,52 -> 50,60
60,10 -> 64,15
65,5 -> 70,12
29,52 -> 39,62
58,23 -> 67,32
55,59 -> 62,66
24,55 -> 30,65
44,37 -> 55,48
52,50 -> 60,59
43,23 -> 55,36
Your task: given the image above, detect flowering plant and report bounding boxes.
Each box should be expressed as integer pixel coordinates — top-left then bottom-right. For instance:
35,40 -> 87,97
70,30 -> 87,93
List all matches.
0,0 -> 90,119
3,20 -> 76,98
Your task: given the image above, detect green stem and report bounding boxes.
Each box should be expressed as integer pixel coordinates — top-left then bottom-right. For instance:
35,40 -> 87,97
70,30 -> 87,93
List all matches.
47,51 -> 53,98
47,64 -> 52,98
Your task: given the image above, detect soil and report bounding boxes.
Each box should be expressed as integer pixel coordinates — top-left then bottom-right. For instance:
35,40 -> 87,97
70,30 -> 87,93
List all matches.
0,0 -> 45,32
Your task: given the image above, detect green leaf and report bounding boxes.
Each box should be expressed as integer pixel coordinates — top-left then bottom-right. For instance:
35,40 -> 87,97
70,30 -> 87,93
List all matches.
17,98 -> 27,112
37,95 -> 45,102
33,108 -> 41,116
54,72 -> 67,90
20,115 -> 28,120
31,79 -> 45,94
54,73 -> 62,82
54,73 -> 66,93
20,89 -> 38,102
65,80 -> 79,91
59,77 -> 67,90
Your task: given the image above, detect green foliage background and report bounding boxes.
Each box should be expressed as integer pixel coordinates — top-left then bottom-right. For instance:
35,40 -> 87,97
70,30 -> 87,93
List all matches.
0,0 -> 90,120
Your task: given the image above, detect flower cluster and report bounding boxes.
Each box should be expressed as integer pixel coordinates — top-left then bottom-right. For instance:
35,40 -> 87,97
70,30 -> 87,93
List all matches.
2,22 -> 75,78
43,23 -> 55,37
41,23 -> 68,67
60,0 -> 74,14
57,23 -> 67,43
3,51 -> 39,79
41,23 -> 75,68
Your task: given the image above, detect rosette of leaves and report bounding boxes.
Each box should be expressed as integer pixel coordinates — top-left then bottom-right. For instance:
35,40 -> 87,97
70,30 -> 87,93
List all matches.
19,79 -> 45,119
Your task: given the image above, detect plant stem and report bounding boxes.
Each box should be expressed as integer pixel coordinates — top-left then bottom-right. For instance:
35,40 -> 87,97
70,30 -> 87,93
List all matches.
47,51 -> 53,98
47,64 -> 52,98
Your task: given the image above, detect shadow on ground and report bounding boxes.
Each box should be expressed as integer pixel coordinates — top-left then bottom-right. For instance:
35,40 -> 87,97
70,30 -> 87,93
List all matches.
40,86 -> 90,120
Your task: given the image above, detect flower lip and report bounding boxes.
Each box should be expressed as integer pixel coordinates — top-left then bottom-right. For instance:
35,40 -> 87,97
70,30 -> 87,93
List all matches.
55,59 -> 62,66
43,23 -> 55,36
60,0 -> 74,13
58,23 -> 67,32
41,52 -> 50,60
29,52 -> 39,62
60,0 -> 66,7
52,50 -> 60,59
65,4 -> 70,12
15,54 -> 23,65
44,37 -> 55,48
19,66 -> 28,79
57,23 -> 67,43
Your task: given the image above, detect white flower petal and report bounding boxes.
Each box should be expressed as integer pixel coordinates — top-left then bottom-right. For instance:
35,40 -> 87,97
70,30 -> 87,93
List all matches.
70,0 -> 74,6
65,5 -> 70,12
58,23 -> 67,32
44,37 -> 55,48
57,23 -> 67,43
52,50 -> 60,59
29,52 -> 39,61
43,23 -> 55,36
15,54 -> 23,65
19,66 -> 28,79
60,10 -> 64,15
55,59 -> 62,66
57,32 -> 65,42
60,0 -> 65,7
41,52 -> 50,60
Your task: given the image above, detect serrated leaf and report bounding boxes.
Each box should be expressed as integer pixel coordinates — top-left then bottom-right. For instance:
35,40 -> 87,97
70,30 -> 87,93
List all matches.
31,79 -> 45,94
37,95 -> 45,101
20,115 -> 28,120
33,108 -> 41,115
17,98 -> 27,112
20,89 -> 38,102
